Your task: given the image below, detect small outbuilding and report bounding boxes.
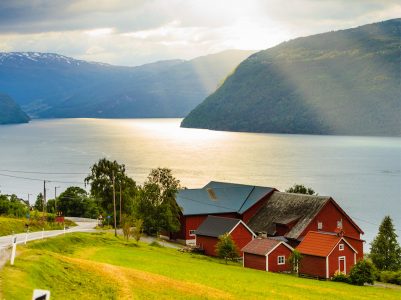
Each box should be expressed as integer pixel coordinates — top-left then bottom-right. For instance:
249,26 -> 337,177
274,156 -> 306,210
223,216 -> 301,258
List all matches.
195,215 -> 256,256
297,231 -> 358,279
241,238 -> 294,272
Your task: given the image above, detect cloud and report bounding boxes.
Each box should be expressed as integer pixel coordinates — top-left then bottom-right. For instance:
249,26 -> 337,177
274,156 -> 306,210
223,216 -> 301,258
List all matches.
0,0 -> 399,65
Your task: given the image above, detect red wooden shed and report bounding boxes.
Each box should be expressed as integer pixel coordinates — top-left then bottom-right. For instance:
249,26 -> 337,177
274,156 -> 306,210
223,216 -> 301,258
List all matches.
241,238 -> 294,272
195,215 -> 256,256
297,231 -> 358,279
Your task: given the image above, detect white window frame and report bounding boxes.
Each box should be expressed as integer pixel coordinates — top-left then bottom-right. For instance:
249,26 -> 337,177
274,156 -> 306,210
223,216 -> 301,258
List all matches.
317,221 -> 323,230
339,243 -> 344,251
337,220 -> 343,229
338,256 -> 346,274
189,229 -> 196,237
277,256 -> 285,265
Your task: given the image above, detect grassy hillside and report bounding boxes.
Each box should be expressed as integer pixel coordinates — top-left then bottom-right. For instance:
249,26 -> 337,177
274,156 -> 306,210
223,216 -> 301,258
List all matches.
0,216 -> 75,236
1,233 -> 400,299
182,19 -> 401,136
0,94 -> 29,124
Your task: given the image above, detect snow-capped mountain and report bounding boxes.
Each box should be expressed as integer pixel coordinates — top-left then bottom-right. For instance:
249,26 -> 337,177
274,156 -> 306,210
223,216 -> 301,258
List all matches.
0,50 -> 254,118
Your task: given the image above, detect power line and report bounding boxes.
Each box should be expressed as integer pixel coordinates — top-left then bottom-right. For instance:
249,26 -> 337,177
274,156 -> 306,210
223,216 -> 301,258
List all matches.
0,168 -> 87,175
0,173 -> 85,185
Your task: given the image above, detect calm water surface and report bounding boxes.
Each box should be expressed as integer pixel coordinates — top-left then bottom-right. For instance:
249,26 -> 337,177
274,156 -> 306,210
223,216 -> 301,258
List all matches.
0,118 -> 400,247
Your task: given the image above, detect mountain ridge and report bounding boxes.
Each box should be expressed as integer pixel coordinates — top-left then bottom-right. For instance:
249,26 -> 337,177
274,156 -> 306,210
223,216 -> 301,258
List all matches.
0,93 -> 30,124
0,50 -> 255,118
181,19 -> 401,136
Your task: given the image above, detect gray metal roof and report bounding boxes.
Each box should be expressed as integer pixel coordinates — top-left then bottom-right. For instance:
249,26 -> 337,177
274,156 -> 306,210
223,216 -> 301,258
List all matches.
195,215 -> 241,237
248,191 -> 330,239
176,181 -> 274,216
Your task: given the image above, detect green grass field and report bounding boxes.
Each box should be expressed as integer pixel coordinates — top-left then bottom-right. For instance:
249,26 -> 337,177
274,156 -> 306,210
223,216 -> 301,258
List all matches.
0,216 -> 75,236
1,233 -> 400,299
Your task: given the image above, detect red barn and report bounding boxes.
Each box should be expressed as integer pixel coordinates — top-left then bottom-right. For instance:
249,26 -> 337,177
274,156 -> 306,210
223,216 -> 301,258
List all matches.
247,192 -> 364,259
169,181 -> 275,244
195,215 -> 256,256
297,231 -> 358,278
242,238 -> 294,272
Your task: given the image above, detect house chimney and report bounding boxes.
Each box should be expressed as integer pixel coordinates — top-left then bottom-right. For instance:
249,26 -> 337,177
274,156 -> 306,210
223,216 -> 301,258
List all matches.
206,188 -> 217,201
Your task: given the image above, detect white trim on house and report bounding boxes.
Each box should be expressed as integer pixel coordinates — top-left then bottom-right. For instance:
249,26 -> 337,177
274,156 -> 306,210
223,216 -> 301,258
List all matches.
277,255 -> 285,265
338,256 -> 346,274
266,253 -> 269,271
265,241 -> 294,257
326,256 -> 329,279
354,253 -> 356,265
228,220 -> 257,238
242,252 -> 244,267
189,229 -> 196,237
327,237 -> 358,257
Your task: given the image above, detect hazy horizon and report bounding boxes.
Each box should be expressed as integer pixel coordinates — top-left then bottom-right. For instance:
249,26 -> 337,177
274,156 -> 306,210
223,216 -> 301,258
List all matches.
0,1 -> 400,66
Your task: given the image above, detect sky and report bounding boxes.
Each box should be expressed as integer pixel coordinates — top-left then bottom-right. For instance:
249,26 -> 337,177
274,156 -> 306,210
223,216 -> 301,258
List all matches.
0,0 -> 400,66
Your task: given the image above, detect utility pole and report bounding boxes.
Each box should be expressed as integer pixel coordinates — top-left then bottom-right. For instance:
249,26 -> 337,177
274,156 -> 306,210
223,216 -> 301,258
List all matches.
27,193 -> 32,205
119,182 -> 122,226
43,180 -> 47,220
54,186 -> 60,213
112,171 -> 117,237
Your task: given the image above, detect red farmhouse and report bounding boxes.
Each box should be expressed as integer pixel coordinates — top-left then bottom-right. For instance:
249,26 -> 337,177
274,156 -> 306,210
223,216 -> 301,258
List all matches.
170,181 -> 275,244
247,192 -> 364,259
297,231 -> 358,278
195,215 -> 256,256
242,238 -> 293,272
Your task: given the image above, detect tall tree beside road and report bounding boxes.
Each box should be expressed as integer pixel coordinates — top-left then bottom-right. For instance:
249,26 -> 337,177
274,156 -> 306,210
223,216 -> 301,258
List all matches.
135,168 -> 181,236
85,158 -> 137,221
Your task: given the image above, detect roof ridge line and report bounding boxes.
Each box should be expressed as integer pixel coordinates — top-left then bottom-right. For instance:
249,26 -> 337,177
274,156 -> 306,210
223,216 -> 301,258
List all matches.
238,186 -> 255,213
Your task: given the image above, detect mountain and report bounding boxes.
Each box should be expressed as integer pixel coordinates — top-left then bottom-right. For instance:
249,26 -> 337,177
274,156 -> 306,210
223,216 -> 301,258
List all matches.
0,93 -> 30,124
0,50 -> 255,118
182,19 -> 401,136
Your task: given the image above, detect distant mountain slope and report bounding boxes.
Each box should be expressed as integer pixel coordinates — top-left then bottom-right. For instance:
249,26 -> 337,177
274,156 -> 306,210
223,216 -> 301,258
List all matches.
0,50 -> 254,118
182,19 -> 401,136
0,94 -> 30,124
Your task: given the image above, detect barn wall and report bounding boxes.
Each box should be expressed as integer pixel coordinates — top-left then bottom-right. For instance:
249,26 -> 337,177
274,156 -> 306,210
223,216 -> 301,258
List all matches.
267,244 -> 292,272
345,236 -> 364,261
230,223 -> 254,254
299,255 -> 327,278
196,235 -> 218,256
184,213 -> 239,240
244,253 -> 266,271
328,241 -> 356,276
301,200 -> 362,241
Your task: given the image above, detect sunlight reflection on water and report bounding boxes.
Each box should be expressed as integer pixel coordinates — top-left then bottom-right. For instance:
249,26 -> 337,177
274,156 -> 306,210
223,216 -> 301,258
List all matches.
0,118 -> 400,247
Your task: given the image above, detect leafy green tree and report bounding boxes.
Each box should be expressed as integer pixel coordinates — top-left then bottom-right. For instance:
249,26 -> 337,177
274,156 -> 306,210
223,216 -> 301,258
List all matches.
215,233 -> 239,264
348,259 -> 376,286
34,193 -> 44,211
134,168 -> 181,236
46,199 -> 56,214
57,186 -> 99,218
370,216 -> 401,271
286,184 -> 317,195
121,214 -> 134,241
85,158 -> 137,221
0,194 -> 28,217
288,249 -> 302,275
132,219 -> 143,243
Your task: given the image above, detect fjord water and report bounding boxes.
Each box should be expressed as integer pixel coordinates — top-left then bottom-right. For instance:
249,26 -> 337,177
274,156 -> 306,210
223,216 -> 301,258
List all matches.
0,118 -> 400,247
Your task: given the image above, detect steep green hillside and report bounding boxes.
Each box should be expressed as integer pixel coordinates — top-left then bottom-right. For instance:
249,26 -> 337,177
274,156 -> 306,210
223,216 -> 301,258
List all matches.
0,93 -> 30,124
182,19 -> 401,136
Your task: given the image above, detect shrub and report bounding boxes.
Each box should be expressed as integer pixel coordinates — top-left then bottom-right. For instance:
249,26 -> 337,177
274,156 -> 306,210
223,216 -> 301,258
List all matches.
379,270 -> 401,285
215,233 -> 239,264
349,259 -> 376,286
331,271 -> 349,283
